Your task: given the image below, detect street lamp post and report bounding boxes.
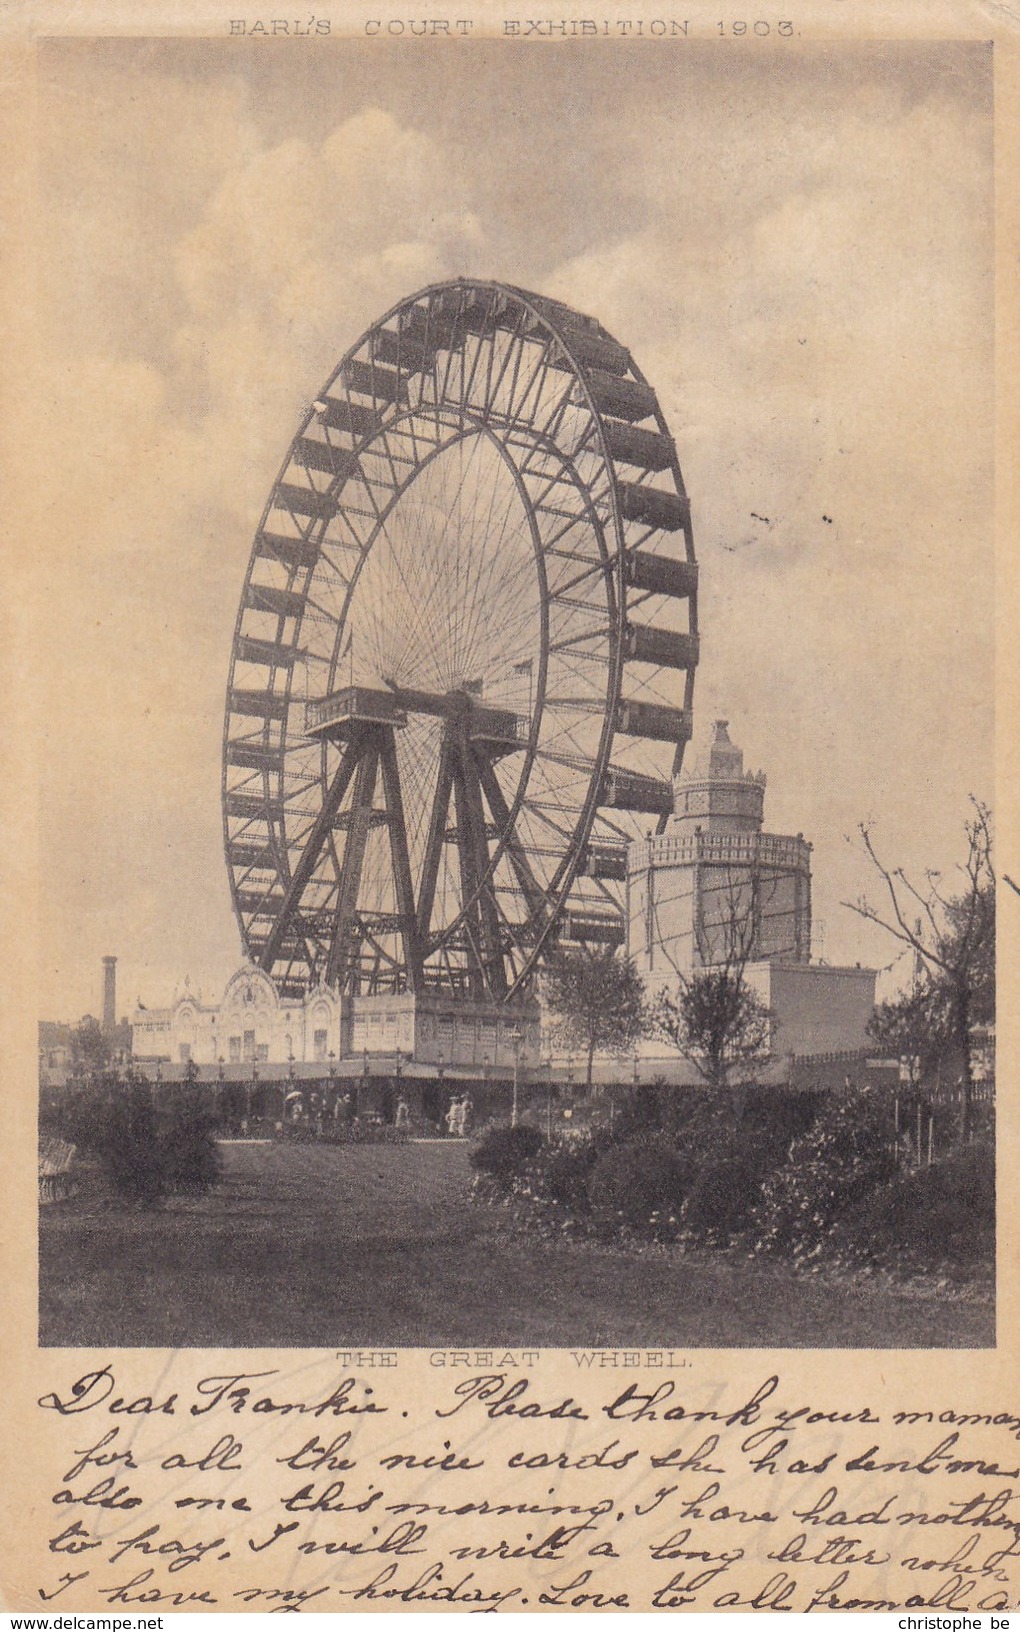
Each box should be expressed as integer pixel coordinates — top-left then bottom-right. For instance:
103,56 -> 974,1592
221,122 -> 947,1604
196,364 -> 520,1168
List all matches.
246,1061 -> 257,1133
508,1025 -> 523,1128
545,1051 -> 554,1138
361,1046 -> 370,1117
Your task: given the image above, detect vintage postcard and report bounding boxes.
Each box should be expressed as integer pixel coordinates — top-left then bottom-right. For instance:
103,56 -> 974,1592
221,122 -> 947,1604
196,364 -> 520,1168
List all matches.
3,0 -> 1018,1614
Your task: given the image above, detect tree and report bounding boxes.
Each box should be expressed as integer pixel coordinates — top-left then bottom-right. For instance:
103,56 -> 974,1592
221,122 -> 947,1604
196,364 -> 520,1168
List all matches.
845,798 -> 994,1142
649,969 -> 773,1094
70,1016 -> 111,1078
543,945 -> 646,1088
646,852 -> 779,1096
868,983 -> 946,1085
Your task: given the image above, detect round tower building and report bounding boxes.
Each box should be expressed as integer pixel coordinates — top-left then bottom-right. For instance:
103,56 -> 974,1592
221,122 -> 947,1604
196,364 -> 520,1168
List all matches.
627,719 -> 812,986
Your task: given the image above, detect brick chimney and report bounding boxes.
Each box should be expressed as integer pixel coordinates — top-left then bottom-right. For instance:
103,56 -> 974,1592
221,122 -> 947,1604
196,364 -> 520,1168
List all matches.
102,956 -> 117,1034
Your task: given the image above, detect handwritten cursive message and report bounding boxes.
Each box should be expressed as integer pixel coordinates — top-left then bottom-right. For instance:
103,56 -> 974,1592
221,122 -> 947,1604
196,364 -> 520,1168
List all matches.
27,1356 -> 1020,1613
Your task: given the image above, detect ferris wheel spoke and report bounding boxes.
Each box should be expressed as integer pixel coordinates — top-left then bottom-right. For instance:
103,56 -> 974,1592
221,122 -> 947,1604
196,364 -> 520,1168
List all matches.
397,725 -> 442,869
458,501 -> 537,641
367,497 -> 460,680
358,924 -> 402,977
402,429 -> 491,677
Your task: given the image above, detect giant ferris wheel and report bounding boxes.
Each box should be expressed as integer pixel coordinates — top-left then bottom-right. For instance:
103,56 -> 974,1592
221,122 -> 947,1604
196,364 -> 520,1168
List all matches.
222,280 -> 698,1003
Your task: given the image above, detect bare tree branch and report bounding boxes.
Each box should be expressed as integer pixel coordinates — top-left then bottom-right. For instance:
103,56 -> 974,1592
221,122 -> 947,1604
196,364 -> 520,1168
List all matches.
844,799 -> 994,1142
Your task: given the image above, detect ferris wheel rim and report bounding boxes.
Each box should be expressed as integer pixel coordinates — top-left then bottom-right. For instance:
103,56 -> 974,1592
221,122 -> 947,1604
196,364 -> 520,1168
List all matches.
222,276 -> 698,1001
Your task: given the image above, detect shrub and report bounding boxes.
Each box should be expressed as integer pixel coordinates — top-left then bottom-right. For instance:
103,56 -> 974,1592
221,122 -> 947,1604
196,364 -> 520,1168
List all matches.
533,1132 -> 609,1209
681,1152 -> 767,1243
160,1092 -> 222,1196
588,1135 -> 692,1236
44,1076 -> 118,1155
608,1081 -> 670,1141
99,1084 -> 168,1206
752,1084 -> 898,1260
829,1142 -> 994,1271
470,1122 -> 544,1189
469,1087 -> 830,1246
589,1085 -> 824,1245
42,1077 -> 223,1206
509,1128 -> 613,1211
610,1082 -> 822,1163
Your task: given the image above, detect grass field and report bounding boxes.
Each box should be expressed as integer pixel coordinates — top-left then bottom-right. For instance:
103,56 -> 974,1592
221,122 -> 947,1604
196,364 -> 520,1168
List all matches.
39,1140 -> 993,1349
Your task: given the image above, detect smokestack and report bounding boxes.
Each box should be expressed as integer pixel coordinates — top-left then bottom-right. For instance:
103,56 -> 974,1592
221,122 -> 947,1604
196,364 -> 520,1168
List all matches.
102,956 -> 117,1034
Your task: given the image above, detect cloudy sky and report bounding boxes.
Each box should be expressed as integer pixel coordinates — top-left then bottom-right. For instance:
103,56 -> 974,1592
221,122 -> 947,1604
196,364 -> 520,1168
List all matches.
32,36 -> 993,1021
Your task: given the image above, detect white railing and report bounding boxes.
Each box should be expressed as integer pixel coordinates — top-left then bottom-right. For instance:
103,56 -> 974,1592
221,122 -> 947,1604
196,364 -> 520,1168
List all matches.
636,832 -> 810,869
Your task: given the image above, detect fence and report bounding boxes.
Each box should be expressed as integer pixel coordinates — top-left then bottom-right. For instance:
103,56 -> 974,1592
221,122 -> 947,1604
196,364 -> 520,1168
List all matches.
38,1136 -> 77,1204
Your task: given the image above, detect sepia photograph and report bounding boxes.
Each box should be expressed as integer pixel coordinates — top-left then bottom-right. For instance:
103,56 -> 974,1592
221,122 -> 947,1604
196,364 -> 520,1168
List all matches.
33,29 -> 996,1354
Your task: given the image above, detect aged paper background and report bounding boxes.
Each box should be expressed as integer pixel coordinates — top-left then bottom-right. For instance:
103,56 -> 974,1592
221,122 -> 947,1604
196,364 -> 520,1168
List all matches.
2,0 -> 1019,1613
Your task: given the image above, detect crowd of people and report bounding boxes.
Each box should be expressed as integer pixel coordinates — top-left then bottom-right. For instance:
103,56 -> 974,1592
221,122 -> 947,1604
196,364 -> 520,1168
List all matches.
277,1084 -> 478,1138
394,1093 -> 474,1136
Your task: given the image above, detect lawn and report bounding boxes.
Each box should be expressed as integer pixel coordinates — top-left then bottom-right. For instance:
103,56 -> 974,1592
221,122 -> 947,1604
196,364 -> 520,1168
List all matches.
39,1140 -> 993,1349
